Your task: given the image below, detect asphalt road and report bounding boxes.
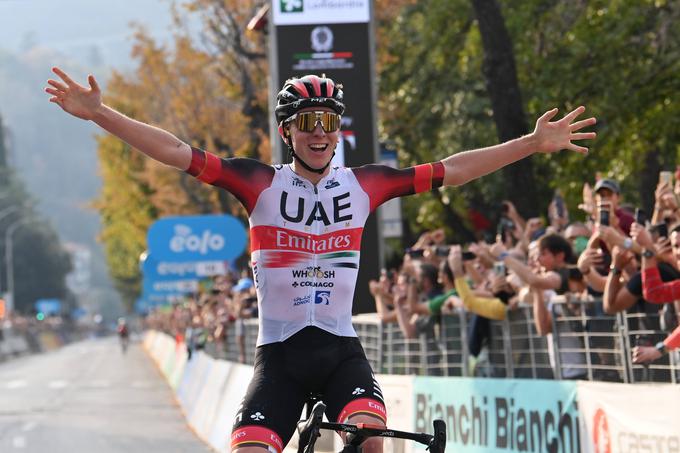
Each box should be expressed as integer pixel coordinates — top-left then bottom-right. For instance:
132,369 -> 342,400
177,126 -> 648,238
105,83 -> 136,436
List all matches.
0,336 -> 212,453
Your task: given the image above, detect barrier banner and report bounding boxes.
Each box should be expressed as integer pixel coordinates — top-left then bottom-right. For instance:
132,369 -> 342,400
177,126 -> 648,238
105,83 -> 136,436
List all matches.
577,381 -> 680,453
413,377 -> 579,453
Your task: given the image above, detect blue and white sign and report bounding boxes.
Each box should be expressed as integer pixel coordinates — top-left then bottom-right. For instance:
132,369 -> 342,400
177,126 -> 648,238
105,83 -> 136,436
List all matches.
147,215 -> 247,263
142,254 -> 229,281
143,278 -> 199,295
35,298 -> 62,315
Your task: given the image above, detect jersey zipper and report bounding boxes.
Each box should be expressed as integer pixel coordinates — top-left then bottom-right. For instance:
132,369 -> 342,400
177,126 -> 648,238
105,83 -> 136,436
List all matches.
308,184 -> 321,326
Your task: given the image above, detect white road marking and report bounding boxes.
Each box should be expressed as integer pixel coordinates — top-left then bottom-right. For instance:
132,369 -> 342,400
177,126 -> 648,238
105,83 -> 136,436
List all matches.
6,380 -> 27,389
87,380 -> 110,388
21,421 -> 37,432
48,380 -> 69,389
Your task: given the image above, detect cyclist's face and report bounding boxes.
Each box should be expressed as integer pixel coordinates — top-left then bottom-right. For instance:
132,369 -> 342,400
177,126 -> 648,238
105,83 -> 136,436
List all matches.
287,107 -> 340,169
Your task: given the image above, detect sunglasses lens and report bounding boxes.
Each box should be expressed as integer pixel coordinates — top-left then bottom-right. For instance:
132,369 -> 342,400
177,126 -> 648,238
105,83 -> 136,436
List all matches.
294,112 -> 340,132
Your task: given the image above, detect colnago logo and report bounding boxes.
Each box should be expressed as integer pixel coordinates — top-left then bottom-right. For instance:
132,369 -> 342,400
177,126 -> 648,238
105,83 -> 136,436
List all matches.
293,281 -> 334,288
170,224 -> 225,255
292,267 -> 336,279
276,230 -> 351,253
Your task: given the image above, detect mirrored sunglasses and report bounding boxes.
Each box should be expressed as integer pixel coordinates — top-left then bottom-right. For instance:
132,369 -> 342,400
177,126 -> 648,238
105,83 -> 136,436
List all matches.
286,111 -> 341,133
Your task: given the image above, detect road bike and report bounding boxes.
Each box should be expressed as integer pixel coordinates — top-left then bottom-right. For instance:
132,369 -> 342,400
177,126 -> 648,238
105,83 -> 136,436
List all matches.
296,397 -> 446,453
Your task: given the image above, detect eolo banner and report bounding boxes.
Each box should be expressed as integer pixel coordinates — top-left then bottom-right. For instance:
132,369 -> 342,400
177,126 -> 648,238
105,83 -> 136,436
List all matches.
270,0 -> 381,313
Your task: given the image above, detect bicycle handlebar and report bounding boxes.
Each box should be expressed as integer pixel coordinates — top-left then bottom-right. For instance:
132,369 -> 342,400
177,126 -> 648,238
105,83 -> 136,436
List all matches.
297,401 -> 447,452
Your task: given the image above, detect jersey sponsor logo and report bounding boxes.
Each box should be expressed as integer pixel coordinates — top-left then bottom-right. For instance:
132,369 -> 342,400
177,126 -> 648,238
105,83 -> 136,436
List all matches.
293,295 -> 312,306
292,281 -> 334,288
279,190 -> 353,226
292,266 -> 335,279
292,176 -> 307,188
251,225 -> 362,256
315,290 -> 331,305
324,178 -> 340,189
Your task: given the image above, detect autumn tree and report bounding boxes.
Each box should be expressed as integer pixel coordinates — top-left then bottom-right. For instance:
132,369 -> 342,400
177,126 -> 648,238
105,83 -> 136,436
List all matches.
95,1 -> 268,306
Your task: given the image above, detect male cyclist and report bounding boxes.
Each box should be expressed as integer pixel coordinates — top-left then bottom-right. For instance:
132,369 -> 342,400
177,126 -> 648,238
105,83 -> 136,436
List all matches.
46,68 -> 595,453
117,317 -> 130,353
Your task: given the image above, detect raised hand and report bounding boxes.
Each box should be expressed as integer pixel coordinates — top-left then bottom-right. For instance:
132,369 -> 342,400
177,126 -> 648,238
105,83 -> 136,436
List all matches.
45,67 -> 102,120
532,106 -> 597,155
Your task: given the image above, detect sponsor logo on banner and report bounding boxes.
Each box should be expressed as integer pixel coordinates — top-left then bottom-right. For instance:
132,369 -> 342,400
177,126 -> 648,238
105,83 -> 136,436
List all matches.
592,408 -> 611,453
274,0 -> 370,25
311,26 -> 333,52
414,377 -> 580,452
293,26 -> 354,71
280,0 -> 303,13
147,214 -> 246,262
578,382 -> 680,453
170,224 -> 224,255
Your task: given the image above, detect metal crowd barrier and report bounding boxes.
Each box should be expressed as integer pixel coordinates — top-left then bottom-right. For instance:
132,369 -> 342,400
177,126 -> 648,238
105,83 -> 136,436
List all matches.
204,299 -> 680,383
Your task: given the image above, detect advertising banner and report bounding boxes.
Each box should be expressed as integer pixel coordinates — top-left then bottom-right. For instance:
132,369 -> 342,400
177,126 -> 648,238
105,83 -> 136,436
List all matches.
142,254 -> 229,281
146,214 -> 247,263
272,0 -> 370,25
577,381 -> 680,453
272,17 -> 381,312
413,377 -> 580,453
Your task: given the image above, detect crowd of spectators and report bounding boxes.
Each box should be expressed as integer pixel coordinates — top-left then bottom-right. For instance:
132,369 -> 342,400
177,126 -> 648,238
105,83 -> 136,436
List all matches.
144,170 -> 680,378
369,170 -> 680,378
144,272 -> 257,363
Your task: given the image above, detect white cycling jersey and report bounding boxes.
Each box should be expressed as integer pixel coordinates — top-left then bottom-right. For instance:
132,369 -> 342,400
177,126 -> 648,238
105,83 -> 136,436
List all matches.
186,147 -> 445,345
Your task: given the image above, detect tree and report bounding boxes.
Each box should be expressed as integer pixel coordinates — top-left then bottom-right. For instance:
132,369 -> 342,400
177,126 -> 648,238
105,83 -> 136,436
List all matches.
95,1 -> 269,307
378,0 -> 680,242
0,113 -> 72,313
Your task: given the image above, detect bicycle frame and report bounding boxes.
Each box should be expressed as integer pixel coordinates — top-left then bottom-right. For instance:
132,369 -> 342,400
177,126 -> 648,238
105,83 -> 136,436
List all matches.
297,400 -> 446,453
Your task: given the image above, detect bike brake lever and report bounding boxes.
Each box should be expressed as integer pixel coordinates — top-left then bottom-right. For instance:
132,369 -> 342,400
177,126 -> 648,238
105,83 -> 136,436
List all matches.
297,401 -> 326,453
427,419 -> 446,453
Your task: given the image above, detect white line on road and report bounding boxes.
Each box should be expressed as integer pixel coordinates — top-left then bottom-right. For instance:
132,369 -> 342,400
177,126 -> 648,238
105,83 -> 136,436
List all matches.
21,421 -> 37,432
6,380 -> 27,389
48,380 -> 69,389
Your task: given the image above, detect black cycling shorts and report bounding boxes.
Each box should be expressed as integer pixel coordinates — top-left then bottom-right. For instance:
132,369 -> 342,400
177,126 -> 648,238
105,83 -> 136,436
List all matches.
230,326 -> 387,452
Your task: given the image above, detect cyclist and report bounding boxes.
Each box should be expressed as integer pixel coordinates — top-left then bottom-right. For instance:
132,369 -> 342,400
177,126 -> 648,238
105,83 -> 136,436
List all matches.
46,67 -> 596,453
117,317 -> 130,353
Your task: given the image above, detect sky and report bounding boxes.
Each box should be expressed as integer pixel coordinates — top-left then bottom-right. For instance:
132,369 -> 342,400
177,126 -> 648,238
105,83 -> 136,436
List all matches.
0,0 -> 192,69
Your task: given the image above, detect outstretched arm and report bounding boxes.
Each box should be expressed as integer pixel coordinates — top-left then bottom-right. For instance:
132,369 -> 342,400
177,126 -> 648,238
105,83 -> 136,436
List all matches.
441,106 -> 596,186
45,67 -> 191,170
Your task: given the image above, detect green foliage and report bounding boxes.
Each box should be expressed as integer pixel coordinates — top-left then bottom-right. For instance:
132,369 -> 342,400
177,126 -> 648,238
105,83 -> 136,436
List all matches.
378,0 -> 680,241
0,114 -> 72,312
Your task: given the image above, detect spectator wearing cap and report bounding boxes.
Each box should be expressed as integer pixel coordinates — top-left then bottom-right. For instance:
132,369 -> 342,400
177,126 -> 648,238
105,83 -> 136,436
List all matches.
594,178 -> 634,235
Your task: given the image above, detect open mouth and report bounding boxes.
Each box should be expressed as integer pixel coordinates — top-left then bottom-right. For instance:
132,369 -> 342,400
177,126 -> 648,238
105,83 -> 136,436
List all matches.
308,144 -> 329,153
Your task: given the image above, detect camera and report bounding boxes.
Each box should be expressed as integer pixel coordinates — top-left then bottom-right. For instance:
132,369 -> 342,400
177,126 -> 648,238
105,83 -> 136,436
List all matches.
462,251 -> 477,261
653,222 -> 668,238
497,218 -> 515,239
405,248 -> 424,258
598,208 -> 610,226
634,208 -> 646,225
434,245 -> 451,257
